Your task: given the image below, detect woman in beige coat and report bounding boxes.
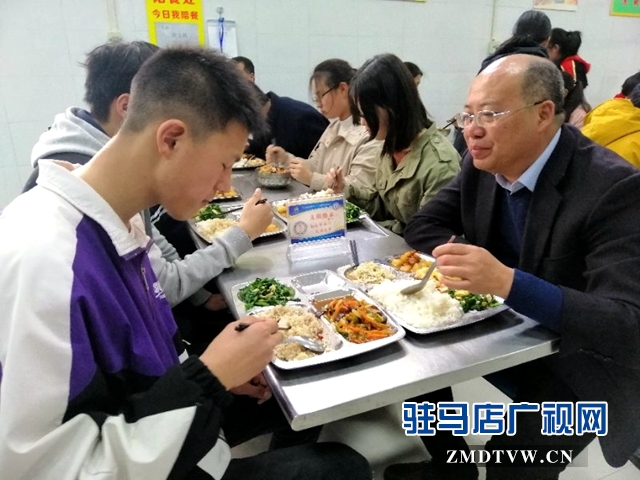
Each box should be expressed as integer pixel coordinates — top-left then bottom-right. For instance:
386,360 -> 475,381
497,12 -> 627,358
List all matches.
267,59 -> 382,191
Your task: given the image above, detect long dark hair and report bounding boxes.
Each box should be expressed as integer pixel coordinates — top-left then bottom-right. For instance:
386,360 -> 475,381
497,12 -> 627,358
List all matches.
310,59 -> 359,122
350,53 -> 431,157
561,72 -> 590,122
550,28 -> 582,61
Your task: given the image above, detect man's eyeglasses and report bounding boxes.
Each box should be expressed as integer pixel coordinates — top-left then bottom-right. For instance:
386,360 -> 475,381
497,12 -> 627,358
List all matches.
312,85 -> 337,104
453,100 -> 546,128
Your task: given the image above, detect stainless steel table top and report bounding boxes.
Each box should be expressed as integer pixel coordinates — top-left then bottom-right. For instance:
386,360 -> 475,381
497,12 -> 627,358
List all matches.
213,171 -> 560,430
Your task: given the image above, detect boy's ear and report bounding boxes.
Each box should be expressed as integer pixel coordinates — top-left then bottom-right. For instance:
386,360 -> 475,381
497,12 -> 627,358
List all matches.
116,93 -> 130,118
156,120 -> 187,157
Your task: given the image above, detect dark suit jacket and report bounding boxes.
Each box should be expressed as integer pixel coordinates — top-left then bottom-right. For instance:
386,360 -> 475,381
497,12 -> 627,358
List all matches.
405,125 -> 640,467
247,92 -> 328,159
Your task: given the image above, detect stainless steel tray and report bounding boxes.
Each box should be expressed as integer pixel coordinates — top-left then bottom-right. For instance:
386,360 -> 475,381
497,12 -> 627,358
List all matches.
211,190 -> 242,201
189,213 -> 286,243
232,157 -> 266,170
309,286 -> 405,354
335,262 -> 406,293
248,303 -> 344,370
341,257 -> 510,335
231,271 -> 405,369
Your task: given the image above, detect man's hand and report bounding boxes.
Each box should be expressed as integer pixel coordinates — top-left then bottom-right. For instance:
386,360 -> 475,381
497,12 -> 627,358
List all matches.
325,167 -> 345,193
266,145 -> 288,165
203,293 -> 228,312
289,159 -> 313,185
432,243 -> 515,299
230,372 -> 272,404
237,188 -> 274,240
200,316 -> 281,390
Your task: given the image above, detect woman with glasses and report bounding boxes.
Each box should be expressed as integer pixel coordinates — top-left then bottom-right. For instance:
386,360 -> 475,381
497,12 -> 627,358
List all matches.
266,59 -> 383,191
326,53 -> 460,235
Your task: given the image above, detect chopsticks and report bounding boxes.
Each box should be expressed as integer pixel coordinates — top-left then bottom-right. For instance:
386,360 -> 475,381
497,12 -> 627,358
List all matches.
220,198 -> 267,215
235,322 -> 290,332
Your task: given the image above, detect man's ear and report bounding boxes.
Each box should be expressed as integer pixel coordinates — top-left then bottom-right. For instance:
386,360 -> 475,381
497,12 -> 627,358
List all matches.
156,120 -> 187,158
538,100 -> 558,129
115,93 -> 130,120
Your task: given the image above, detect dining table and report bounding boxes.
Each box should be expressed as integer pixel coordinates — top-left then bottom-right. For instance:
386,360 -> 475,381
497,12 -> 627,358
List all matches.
203,168 -> 560,431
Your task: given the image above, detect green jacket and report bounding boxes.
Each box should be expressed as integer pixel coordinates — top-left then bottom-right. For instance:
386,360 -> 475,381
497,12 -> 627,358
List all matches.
346,124 -> 460,235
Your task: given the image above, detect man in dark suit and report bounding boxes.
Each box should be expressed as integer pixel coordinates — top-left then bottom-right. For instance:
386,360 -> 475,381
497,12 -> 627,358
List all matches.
246,84 -> 328,160
385,55 -> 640,480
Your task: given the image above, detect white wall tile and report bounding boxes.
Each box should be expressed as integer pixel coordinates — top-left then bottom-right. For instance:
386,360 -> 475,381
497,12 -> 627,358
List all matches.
0,76 -> 76,124
308,0 -> 359,37
9,121 -> 52,168
256,34 -> 309,76
357,0 -> 404,37
0,27 -> 72,78
62,0 -> 108,31
0,122 -> 16,167
255,0 -> 310,37
309,35 -> 360,69
357,36 -> 404,67
0,165 -> 24,208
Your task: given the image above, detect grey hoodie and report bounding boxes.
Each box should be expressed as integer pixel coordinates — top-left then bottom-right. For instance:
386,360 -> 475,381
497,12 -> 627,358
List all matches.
29,107 -> 252,307
31,107 -> 110,167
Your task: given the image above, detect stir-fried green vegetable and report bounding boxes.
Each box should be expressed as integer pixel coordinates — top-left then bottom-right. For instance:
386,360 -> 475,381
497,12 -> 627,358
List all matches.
449,290 -> 501,313
196,204 -> 225,221
345,202 -> 362,223
238,278 -> 299,310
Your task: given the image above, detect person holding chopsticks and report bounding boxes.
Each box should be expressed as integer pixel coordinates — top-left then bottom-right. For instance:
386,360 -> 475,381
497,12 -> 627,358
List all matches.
266,59 -> 383,192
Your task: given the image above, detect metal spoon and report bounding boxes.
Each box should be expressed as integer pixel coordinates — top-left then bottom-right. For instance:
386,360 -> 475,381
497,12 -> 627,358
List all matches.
280,336 -> 325,353
399,235 -> 456,296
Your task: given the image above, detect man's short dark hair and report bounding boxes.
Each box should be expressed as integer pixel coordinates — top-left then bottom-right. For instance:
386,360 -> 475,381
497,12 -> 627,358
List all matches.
83,41 -> 160,123
123,46 -> 265,140
350,53 -> 431,157
621,71 -> 640,97
232,56 -> 255,75
521,58 -> 565,115
512,10 -> 551,44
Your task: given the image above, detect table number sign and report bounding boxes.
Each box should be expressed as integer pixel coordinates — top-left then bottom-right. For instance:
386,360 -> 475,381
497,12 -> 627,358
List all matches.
287,196 -> 347,244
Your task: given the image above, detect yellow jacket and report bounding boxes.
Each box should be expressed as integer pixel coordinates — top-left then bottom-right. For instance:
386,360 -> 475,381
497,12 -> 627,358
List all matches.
582,98 -> 640,168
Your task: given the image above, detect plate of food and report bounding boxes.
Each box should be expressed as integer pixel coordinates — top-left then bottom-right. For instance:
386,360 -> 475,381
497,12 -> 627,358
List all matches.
190,208 -> 286,243
247,304 -> 343,370
232,154 -> 266,170
359,250 -> 509,334
232,277 -> 301,316
211,187 -> 242,201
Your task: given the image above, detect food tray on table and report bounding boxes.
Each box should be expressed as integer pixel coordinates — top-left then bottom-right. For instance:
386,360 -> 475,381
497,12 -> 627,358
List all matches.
272,197 -> 367,225
189,211 -> 286,243
337,253 -> 509,335
210,188 -> 242,201
232,155 -> 266,170
231,271 -> 405,370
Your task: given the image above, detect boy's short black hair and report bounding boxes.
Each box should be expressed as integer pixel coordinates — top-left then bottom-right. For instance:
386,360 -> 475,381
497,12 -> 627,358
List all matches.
350,53 -> 431,157
232,56 -> 255,75
512,10 -> 551,44
123,46 -> 265,140
83,41 -> 160,123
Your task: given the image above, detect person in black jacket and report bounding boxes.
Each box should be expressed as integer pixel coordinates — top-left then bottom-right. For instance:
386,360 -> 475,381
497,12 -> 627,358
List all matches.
246,84 -> 329,160
385,55 -> 640,480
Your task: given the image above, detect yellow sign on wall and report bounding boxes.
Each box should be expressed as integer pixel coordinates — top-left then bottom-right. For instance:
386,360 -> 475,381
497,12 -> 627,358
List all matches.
146,0 -> 205,47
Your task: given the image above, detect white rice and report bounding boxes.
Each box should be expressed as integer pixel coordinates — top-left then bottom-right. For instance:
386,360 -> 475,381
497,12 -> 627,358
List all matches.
195,218 -> 238,240
368,279 -> 463,329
